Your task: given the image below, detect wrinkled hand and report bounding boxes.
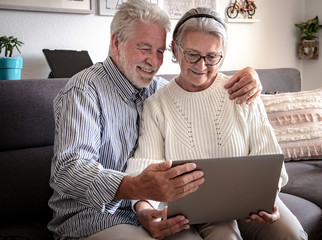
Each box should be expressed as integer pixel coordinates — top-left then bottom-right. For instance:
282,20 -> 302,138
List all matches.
136,201 -> 190,240
136,160 -> 204,202
224,67 -> 262,104
246,205 -> 280,224
115,160 -> 204,201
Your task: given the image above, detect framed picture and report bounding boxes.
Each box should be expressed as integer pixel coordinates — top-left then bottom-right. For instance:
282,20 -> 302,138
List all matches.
162,0 -> 217,19
98,0 -> 122,15
99,0 -> 158,16
0,0 -> 94,14
98,0 -> 216,19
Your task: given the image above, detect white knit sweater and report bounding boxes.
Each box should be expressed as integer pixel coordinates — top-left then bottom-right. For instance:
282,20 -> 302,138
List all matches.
126,73 -> 288,208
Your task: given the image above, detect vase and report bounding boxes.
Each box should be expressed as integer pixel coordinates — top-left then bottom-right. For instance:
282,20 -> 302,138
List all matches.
0,56 -> 23,80
298,40 -> 319,60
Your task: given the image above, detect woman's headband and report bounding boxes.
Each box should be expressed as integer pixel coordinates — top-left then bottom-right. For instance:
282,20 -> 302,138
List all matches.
172,13 -> 224,40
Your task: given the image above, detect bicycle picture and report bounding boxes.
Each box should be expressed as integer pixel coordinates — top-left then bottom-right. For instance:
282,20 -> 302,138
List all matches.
226,0 -> 257,19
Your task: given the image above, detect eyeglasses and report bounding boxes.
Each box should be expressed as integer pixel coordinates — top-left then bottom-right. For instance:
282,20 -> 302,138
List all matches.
177,42 -> 223,66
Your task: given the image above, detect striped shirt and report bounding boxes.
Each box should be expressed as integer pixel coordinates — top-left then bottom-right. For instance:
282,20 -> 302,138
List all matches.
48,57 -> 168,239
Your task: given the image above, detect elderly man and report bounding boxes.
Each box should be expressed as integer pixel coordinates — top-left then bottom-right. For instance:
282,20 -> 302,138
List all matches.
48,0 -> 262,239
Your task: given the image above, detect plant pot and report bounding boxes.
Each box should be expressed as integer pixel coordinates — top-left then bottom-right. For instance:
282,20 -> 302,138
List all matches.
298,40 -> 319,60
0,56 -> 23,80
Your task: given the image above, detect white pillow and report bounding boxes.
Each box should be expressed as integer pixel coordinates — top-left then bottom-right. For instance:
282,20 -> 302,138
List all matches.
261,88 -> 322,161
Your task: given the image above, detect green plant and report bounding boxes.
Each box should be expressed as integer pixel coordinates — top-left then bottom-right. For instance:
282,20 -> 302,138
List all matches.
0,35 -> 24,57
295,16 -> 322,40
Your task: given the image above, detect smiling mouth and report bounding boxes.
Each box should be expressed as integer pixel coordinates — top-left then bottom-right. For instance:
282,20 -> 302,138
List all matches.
138,66 -> 154,74
191,69 -> 206,75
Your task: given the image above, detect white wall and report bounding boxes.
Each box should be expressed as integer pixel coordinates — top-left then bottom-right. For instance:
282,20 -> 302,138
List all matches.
0,10 -> 111,79
303,0 -> 322,90
0,0 -> 321,90
218,0 -> 304,70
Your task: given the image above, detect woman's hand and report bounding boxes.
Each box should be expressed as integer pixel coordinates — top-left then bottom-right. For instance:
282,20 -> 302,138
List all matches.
246,205 -> 280,224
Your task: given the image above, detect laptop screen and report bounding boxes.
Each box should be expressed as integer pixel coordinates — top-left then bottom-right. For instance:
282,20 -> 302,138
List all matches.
43,49 -> 93,78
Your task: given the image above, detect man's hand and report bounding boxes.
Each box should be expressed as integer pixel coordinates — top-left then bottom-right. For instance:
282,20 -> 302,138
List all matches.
115,160 -> 204,202
136,201 -> 190,240
224,67 -> 262,104
245,205 -> 280,224
136,160 -> 204,202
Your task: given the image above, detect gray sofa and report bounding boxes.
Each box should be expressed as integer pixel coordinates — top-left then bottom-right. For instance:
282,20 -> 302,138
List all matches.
0,68 -> 321,240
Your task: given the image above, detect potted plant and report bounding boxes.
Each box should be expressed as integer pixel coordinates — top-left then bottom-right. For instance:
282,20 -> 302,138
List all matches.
295,16 -> 322,59
0,35 -> 24,80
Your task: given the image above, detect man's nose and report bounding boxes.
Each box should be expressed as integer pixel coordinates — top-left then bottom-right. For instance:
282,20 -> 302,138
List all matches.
145,51 -> 160,67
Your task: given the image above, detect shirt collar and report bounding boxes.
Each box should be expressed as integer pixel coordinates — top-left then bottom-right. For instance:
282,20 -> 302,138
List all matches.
103,57 -> 148,102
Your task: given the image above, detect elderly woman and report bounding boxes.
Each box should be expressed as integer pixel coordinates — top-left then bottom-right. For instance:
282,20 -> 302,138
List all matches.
126,7 -> 307,240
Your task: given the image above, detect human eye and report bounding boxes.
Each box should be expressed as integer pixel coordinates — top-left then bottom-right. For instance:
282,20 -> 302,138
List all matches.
207,53 -> 219,59
157,48 -> 165,55
137,43 -> 153,54
207,53 -> 221,61
185,50 -> 200,59
138,47 -> 151,54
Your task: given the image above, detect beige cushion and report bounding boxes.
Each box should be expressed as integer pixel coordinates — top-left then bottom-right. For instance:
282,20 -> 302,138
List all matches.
261,88 -> 322,161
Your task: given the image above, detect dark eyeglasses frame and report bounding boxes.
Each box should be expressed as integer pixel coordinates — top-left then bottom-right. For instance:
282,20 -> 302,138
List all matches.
176,42 -> 223,66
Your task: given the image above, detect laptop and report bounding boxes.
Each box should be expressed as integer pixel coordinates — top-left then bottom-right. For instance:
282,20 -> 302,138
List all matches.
167,154 -> 284,224
43,49 -> 93,78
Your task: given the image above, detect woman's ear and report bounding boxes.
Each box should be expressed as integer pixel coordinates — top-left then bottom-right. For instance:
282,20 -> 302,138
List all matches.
171,40 -> 177,55
111,33 -> 120,57
171,40 -> 178,61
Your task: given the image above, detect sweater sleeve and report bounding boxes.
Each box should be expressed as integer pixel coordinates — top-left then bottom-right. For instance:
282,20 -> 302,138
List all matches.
244,97 -> 288,190
125,95 -> 166,210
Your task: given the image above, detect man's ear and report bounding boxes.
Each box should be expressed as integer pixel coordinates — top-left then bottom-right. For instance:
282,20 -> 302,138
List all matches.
111,33 -> 120,57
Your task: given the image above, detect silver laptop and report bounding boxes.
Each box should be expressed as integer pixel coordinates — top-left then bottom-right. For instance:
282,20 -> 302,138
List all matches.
167,154 -> 284,224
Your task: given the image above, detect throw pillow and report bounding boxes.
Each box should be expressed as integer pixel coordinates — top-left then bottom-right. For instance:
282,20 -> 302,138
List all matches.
261,88 -> 322,161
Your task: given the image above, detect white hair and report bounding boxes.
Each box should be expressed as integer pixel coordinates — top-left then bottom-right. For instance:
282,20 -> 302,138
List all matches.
109,0 -> 170,56
172,7 -> 228,68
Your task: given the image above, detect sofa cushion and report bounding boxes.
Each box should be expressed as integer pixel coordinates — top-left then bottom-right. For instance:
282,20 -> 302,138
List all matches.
261,88 -> 322,161
282,160 -> 322,209
0,79 -> 68,151
279,192 -> 322,240
0,146 -> 53,226
0,223 -> 53,240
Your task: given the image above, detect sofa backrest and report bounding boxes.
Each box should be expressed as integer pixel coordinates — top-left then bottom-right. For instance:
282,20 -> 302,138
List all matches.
0,79 -> 68,226
159,68 -> 301,93
221,68 -> 301,93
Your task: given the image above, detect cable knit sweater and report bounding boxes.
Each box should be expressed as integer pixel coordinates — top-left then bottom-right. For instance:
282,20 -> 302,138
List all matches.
126,73 -> 288,209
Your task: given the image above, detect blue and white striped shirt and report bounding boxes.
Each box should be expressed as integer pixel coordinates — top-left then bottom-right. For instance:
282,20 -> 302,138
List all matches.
48,57 -> 168,239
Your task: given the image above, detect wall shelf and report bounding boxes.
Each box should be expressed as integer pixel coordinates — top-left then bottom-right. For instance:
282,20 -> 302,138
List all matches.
225,18 -> 260,23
